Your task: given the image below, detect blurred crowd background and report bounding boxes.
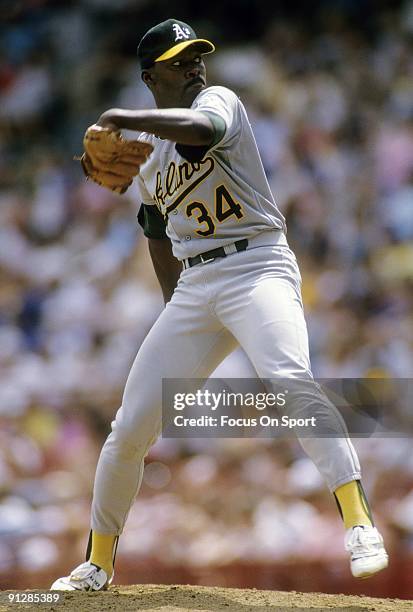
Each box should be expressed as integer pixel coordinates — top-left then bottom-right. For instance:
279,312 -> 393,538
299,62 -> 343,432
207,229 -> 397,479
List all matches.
1,0 -> 413,599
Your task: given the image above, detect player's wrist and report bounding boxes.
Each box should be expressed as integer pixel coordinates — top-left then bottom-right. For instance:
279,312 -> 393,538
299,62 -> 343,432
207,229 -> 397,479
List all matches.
96,110 -> 121,131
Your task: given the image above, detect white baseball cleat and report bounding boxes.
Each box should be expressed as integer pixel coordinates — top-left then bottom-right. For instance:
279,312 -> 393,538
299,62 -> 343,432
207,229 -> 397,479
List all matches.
50,561 -> 113,591
345,525 -> 389,578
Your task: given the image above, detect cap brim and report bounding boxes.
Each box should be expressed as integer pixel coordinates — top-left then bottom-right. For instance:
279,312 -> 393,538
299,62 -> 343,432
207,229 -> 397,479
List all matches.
155,39 -> 215,63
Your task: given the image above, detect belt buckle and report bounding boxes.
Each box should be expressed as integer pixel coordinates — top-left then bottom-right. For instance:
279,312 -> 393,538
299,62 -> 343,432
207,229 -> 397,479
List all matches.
199,253 -> 215,265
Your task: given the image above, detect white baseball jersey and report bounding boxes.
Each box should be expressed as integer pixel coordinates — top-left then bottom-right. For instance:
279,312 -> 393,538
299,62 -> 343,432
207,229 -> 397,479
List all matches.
137,86 -> 286,260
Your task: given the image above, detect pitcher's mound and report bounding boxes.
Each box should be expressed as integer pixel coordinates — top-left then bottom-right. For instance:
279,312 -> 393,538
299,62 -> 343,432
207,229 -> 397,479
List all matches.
1,584 -> 412,611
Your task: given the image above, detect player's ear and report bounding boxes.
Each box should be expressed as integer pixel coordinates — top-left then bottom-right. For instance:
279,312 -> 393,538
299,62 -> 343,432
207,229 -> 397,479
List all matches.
141,70 -> 155,87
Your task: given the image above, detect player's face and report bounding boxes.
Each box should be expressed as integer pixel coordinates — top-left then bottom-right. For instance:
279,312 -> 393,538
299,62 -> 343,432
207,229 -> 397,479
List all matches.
144,48 -> 207,108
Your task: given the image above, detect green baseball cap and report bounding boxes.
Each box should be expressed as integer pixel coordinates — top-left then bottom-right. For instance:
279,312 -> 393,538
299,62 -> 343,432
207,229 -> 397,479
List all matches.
137,19 -> 215,69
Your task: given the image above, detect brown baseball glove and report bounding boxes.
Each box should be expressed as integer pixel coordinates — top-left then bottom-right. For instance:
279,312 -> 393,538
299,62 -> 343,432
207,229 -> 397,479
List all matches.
78,124 -> 153,194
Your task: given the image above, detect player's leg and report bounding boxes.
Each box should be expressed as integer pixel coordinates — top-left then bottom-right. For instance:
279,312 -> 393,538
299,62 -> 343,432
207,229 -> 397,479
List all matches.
51,273 -> 237,590
91,304 -> 236,540
215,244 -> 361,492
216,244 -> 388,577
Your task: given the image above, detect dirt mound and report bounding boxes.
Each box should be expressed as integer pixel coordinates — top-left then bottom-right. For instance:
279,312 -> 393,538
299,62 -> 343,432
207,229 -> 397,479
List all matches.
1,584 -> 412,611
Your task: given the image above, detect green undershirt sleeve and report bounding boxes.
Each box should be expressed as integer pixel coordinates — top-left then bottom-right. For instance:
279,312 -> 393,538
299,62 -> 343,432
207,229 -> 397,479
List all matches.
137,203 -> 168,239
202,111 -> 226,147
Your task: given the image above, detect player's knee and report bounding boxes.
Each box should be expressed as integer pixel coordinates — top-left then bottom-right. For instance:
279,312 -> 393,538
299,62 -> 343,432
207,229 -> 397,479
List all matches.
108,411 -> 160,456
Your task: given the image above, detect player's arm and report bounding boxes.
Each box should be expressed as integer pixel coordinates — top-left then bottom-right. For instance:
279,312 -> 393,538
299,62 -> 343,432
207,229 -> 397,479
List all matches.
137,204 -> 181,304
97,108 -> 215,146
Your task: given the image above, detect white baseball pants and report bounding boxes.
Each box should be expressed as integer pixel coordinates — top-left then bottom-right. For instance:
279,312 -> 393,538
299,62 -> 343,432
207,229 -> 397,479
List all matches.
91,230 -> 361,534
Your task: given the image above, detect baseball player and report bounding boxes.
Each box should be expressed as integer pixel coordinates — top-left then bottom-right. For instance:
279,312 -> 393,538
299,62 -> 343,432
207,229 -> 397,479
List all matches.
52,19 -> 388,591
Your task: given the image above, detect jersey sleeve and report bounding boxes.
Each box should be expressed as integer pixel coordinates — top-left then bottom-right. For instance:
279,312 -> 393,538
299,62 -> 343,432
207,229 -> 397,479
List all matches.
137,204 -> 168,239
136,173 -> 154,206
192,86 -> 241,150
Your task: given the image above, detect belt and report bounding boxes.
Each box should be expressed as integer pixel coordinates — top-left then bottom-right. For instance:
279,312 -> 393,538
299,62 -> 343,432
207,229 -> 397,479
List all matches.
182,230 -> 287,269
182,239 -> 249,269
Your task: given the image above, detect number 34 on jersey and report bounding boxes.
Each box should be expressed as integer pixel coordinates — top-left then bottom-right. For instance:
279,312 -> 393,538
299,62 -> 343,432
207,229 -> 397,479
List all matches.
186,184 -> 244,237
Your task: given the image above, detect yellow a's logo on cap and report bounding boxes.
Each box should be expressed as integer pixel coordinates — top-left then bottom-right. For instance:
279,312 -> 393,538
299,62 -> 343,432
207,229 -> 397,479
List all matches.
173,23 -> 191,41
